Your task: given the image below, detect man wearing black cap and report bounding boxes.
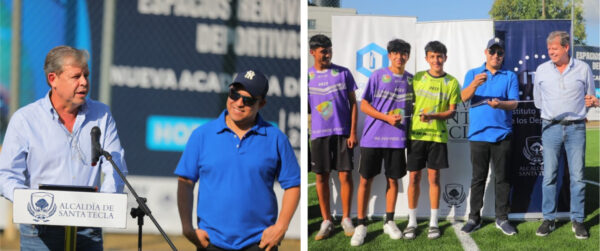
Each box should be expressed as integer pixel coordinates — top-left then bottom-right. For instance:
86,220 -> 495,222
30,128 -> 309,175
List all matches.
175,69 -> 301,251
460,38 -> 519,235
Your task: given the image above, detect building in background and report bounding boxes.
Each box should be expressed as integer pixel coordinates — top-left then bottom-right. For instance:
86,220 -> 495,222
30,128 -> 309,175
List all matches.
307,1 -> 356,67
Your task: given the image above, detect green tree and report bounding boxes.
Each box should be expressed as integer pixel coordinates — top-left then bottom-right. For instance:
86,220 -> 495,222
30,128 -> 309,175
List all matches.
490,0 -> 586,45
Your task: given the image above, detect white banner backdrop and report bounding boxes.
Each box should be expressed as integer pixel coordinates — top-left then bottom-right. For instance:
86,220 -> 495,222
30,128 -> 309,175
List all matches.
332,15 -> 417,101
330,17 -> 496,219
415,20 -> 494,90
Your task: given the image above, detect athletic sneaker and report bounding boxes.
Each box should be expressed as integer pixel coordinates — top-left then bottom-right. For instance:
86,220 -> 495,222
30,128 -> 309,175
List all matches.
383,221 -> 403,239
572,221 -> 589,239
350,225 -> 367,246
315,220 -> 334,240
495,219 -> 517,235
536,220 -> 555,237
461,219 -> 481,233
341,217 -> 355,236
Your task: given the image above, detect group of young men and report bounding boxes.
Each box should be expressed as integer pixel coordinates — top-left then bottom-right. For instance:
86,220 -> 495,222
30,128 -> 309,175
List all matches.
308,31 -> 597,246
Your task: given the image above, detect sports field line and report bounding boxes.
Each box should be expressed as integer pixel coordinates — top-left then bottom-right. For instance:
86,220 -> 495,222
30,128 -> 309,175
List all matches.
583,179 -> 600,186
451,220 -> 480,251
308,182 -> 315,187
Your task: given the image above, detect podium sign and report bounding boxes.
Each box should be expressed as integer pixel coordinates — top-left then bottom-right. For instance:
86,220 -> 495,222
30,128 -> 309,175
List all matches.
13,189 -> 127,228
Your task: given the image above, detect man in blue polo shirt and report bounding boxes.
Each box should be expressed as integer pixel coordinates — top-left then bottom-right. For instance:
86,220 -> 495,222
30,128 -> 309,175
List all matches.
175,69 -> 301,251
461,38 -> 518,235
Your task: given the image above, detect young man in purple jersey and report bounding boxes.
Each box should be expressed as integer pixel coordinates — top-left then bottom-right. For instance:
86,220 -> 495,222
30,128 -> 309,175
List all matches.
308,34 -> 358,240
350,39 -> 413,246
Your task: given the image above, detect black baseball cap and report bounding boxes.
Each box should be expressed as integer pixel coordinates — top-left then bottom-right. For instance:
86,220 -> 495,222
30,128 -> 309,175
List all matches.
486,37 -> 504,49
230,69 -> 269,98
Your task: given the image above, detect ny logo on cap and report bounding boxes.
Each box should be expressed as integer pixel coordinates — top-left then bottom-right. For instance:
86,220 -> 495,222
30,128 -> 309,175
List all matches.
245,70 -> 255,80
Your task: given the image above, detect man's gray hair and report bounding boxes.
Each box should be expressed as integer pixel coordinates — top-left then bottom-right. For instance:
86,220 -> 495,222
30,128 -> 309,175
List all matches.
546,31 -> 570,47
44,46 -> 89,85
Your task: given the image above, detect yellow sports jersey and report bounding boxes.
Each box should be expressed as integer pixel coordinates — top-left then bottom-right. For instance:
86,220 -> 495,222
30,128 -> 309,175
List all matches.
410,71 -> 461,143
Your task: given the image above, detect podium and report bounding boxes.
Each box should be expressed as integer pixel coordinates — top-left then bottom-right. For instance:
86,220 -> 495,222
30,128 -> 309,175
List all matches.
10,126 -> 178,250
12,188 -> 128,250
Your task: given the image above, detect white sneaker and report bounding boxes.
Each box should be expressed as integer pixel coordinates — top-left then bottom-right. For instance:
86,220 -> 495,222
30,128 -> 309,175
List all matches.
383,221 -> 403,240
350,225 -> 367,246
315,220 -> 334,240
341,218 -> 355,236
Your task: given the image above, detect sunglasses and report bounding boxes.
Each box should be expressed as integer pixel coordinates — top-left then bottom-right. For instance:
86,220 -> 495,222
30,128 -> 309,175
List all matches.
488,48 -> 505,57
228,89 -> 259,106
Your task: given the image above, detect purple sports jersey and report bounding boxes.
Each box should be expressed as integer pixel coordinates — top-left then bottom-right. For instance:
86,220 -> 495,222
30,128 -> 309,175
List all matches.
360,67 -> 413,148
308,64 -> 358,139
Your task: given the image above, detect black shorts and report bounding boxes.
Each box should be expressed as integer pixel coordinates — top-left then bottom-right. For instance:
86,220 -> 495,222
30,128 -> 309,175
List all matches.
406,140 -> 449,171
358,147 -> 406,179
310,135 -> 354,174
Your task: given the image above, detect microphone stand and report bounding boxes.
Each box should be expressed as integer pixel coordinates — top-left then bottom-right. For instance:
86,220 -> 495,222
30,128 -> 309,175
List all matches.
98,149 -> 177,251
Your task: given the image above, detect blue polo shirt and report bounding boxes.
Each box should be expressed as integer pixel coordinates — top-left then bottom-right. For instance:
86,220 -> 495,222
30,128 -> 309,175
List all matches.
174,110 -> 300,250
463,63 -> 519,142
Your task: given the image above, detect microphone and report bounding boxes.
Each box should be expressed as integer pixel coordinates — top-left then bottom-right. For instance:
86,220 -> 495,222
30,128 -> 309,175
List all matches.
91,126 -> 102,166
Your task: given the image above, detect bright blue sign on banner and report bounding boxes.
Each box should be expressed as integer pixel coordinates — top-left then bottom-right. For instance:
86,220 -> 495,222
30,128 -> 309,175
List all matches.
146,115 -> 211,152
146,115 -> 279,152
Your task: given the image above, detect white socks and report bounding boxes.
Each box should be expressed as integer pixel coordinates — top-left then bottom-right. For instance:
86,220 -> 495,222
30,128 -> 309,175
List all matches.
430,209 -> 438,227
409,208 -> 439,227
408,209 -> 417,227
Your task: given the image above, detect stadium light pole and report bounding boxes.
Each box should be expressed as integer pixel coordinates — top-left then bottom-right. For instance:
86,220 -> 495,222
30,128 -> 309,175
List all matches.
9,0 -> 21,117
7,0 -> 22,242
99,0 -> 116,106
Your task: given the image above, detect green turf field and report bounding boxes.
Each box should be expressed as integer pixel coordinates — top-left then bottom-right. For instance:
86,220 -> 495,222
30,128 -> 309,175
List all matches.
307,128 -> 600,250
586,128 -> 599,168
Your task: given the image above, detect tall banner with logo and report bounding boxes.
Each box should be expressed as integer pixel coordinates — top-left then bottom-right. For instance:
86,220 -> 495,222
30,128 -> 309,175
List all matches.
574,45 -> 600,93
99,0 -> 301,236
332,16 -> 417,100
330,16 -> 494,218
495,20 -> 572,217
574,45 -> 600,120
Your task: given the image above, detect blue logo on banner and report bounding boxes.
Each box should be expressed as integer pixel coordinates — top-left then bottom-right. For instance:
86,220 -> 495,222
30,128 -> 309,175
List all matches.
28,192 -> 57,222
356,43 -> 388,77
146,115 -> 212,152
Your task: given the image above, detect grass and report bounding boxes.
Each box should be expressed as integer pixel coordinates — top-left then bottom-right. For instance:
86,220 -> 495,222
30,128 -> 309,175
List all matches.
308,184 -> 464,250
586,128 -> 599,168
307,129 -> 600,250
472,173 -> 598,251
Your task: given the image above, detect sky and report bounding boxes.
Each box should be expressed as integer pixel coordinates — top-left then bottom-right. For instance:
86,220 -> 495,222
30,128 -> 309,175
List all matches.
341,0 -> 600,47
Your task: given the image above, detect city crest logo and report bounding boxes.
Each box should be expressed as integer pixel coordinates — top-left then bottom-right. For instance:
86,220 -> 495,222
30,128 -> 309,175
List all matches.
308,72 -> 315,80
443,183 -> 466,208
27,192 -> 57,222
523,136 -> 543,165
